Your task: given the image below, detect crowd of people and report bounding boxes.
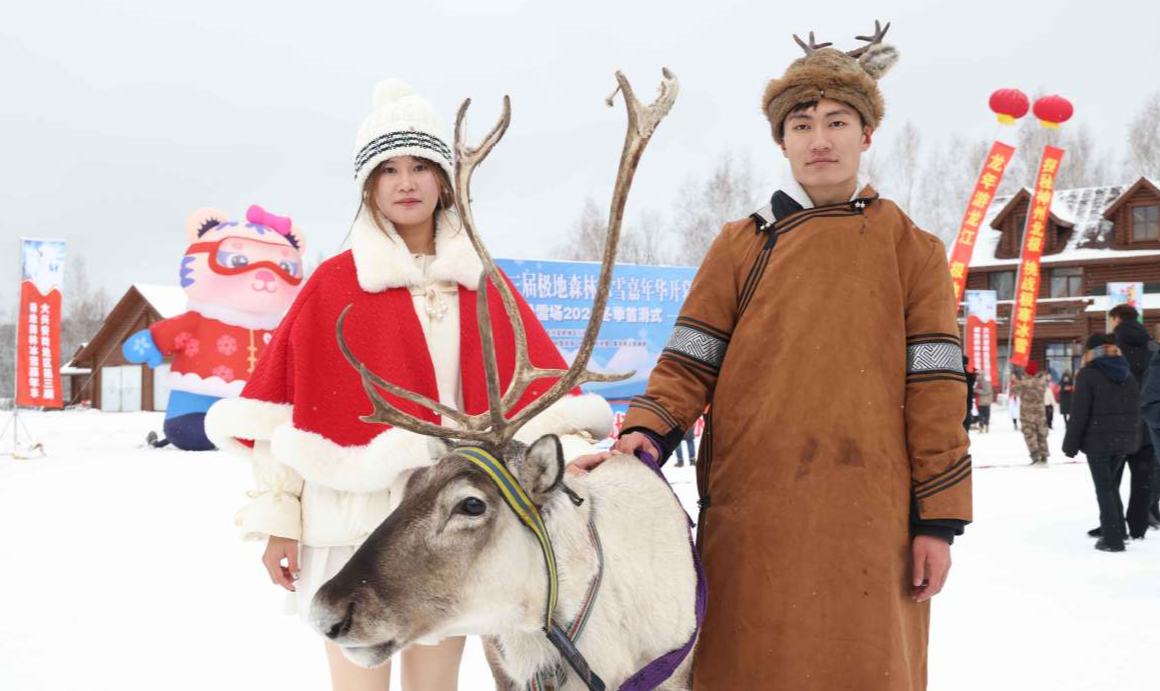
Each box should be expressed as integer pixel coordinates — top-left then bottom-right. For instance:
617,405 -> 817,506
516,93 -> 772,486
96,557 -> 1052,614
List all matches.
970,304 -> 1160,553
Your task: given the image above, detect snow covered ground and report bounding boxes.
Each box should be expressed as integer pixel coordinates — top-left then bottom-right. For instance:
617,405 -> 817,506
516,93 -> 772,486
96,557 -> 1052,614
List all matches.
1,408 -> 1156,691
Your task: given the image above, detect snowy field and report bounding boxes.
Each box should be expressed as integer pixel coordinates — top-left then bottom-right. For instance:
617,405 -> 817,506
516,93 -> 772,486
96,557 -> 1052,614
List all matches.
1,408 -> 1156,691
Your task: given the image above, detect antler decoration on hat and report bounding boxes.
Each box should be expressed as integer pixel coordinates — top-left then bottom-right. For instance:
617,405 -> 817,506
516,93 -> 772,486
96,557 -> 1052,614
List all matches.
792,31 -> 833,55
846,20 -> 891,59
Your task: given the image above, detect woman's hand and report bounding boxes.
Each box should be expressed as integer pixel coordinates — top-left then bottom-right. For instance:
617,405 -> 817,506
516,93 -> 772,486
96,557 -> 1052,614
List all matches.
263,536 -> 300,592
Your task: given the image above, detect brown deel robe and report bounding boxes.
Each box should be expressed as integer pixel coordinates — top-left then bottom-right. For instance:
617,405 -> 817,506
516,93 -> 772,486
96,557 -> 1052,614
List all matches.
623,188 -> 972,690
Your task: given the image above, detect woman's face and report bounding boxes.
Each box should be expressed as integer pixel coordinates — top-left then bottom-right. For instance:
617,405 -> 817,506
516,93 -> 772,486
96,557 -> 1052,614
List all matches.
372,156 -> 443,229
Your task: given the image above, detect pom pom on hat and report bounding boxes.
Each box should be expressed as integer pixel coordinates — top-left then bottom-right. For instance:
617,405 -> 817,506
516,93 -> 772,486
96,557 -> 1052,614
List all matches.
373,79 -> 417,107
353,79 -> 454,189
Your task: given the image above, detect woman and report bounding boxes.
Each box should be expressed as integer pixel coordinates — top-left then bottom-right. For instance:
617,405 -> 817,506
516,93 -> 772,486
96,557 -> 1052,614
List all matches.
1059,370 -> 1074,424
207,80 -> 610,690
1062,334 -> 1140,552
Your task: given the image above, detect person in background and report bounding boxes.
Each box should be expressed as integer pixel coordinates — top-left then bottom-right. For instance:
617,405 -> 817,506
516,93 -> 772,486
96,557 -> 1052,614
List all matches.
975,373 -> 994,433
1063,333 -> 1140,552
673,424 -> 697,467
1008,386 -> 1020,431
1012,361 -> 1050,465
1059,371 -> 1075,424
1138,331 -> 1160,530
964,356 -> 977,433
1044,383 -> 1056,430
1110,304 -> 1156,540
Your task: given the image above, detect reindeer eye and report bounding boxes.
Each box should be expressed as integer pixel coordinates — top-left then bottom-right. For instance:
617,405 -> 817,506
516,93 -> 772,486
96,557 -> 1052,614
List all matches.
457,497 -> 486,517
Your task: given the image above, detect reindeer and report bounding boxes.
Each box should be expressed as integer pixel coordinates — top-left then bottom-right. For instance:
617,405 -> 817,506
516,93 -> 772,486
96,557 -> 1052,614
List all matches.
309,70 -> 701,690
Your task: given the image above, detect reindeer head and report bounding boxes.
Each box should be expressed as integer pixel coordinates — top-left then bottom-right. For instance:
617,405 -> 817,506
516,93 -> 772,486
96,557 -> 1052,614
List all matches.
308,69 -> 678,668
310,435 -> 569,667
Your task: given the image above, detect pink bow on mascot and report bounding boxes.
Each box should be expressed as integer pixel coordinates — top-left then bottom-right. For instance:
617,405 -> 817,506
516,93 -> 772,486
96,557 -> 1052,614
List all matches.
123,205 -> 306,450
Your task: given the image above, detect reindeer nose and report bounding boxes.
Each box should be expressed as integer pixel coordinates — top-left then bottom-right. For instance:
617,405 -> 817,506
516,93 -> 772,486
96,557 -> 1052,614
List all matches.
323,601 -> 356,640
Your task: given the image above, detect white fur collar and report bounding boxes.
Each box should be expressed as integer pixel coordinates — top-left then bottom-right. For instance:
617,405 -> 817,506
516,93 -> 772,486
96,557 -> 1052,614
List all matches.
350,208 -> 484,292
781,172 -> 871,210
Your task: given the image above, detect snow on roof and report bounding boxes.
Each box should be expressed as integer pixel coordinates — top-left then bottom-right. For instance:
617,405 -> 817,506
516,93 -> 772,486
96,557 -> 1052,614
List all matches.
967,182 -> 1160,269
133,284 -> 186,318
1084,293 -> 1160,313
60,365 -> 91,375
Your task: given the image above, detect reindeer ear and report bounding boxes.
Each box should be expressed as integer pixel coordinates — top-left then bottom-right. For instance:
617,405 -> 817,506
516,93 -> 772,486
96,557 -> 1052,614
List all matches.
427,437 -> 452,461
185,208 -> 226,243
515,435 -> 565,505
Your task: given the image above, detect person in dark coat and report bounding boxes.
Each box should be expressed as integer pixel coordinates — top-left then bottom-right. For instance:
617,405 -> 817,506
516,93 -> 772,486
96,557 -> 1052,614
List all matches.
1063,333 -> 1141,552
1110,304 -> 1155,539
1058,371 -> 1074,423
1140,342 -> 1160,528
964,356 -> 978,433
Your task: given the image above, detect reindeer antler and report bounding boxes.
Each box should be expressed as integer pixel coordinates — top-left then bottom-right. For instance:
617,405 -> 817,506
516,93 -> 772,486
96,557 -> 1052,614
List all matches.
846,20 -> 891,59
337,70 -> 680,451
792,31 -> 833,55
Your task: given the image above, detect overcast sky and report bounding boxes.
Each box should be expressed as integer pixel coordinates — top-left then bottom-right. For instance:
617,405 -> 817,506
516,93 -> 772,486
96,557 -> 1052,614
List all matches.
3,0 -> 1159,308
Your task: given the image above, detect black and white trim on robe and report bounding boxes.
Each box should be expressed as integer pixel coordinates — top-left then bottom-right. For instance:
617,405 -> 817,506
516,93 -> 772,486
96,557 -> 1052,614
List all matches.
906,333 -> 967,383
660,317 -> 730,376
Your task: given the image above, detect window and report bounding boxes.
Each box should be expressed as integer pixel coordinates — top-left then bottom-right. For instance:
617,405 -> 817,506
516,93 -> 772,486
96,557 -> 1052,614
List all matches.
989,271 -> 1016,301
1045,342 -> 1082,382
997,343 -> 1011,393
1049,267 -> 1083,298
1131,205 -> 1160,241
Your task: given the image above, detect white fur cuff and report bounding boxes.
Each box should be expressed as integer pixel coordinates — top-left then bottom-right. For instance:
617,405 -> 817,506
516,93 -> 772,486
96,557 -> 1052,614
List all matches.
270,424 -> 436,493
205,397 -> 293,455
235,491 -> 302,541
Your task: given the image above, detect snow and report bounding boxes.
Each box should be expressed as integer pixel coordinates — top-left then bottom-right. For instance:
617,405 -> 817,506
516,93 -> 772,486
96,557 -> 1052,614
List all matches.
133,283 -> 187,318
967,182 -> 1160,270
1,409 -> 1157,690
1085,293 -> 1160,313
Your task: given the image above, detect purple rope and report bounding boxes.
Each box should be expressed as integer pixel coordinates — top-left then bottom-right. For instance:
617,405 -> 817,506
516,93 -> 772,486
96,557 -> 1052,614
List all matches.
617,449 -> 707,691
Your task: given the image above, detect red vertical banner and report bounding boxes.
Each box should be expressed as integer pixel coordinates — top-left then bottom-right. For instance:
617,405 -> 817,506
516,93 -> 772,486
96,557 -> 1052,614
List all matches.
1009,146 -> 1065,369
14,239 -> 66,409
964,289 -> 1000,386
948,141 -> 1017,305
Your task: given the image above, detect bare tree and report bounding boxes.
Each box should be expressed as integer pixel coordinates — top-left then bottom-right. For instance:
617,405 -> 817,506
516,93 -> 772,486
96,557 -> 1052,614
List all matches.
619,210 -> 671,265
1125,90 -> 1160,179
910,135 -> 991,244
673,154 -> 758,262
1002,113 -> 1115,193
60,256 -> 109,368
0,310 -> 13,406
554,197 -> 606,261
878,120 -> 923,213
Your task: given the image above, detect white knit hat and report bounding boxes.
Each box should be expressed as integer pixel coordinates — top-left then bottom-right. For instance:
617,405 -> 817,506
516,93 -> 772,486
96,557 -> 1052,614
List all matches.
353,79 -> 454,188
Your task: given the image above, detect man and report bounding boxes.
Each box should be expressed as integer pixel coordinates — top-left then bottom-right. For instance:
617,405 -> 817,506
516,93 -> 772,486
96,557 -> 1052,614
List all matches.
1011,361 -> 1050,464
1140,328 -> 1160,528
1107,304 -> 1157,538
1063,334 -> 1140,551
574,22 -> 970,690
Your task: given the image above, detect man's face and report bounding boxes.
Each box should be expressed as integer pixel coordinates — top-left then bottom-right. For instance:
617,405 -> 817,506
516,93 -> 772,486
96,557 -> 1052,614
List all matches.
780,98 -> 871,192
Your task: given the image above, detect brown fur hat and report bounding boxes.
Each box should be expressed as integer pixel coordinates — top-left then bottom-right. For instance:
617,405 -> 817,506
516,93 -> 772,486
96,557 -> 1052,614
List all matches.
763,23 -> 900,143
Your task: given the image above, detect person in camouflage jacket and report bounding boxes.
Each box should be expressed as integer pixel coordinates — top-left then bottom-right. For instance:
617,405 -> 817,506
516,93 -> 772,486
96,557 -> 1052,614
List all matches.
1012,361 -> 1051,464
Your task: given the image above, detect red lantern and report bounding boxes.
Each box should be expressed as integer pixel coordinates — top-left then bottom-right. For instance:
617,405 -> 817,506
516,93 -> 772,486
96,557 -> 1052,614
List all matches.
1032,95 -> 1074,130
989,88 -> 1029,125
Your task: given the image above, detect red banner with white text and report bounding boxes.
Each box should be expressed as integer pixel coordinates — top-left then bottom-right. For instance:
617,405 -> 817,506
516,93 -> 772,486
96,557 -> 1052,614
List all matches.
1009,146 -> 1065,369
948,141 -> 1016,305
14,238 -> 66,408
